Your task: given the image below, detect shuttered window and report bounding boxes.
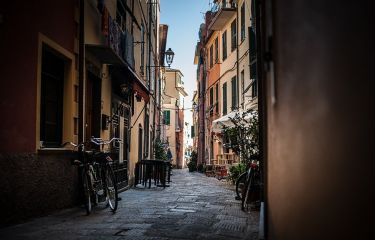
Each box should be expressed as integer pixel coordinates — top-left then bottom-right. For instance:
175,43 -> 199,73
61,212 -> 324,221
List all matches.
215,83 -> 219,113
222,30 -> 227,61
214,37 -> 219,63
241,3 -> 245,41
231,76 -> 237,109
231,19 -> 237,51
209,45 -> 213,69
223,83 -> 227,115
164,110 -> 170,125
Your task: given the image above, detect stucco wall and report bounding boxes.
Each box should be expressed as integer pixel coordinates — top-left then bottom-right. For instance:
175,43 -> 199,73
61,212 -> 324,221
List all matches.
265,1 -> 374,239
0,0 -> 75,153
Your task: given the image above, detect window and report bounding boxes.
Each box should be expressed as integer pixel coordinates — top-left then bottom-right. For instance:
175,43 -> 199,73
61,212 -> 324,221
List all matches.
209,44 -> 213,69
144,113 -> 149,157
231,76 -> 237,109
241,70 -> 244,106
191,125 -> 195,138
231,19 -> 237,51
241,3 -> 245,41
223,82 -> 227,115
164,110 -> 170,125
215,83 -> 219,113
40,47 -> 65,147
251,62 -> 258,97
116,0 -> 127,31
210,87 -> 214,115
222,30 -> 227,61
214,37 -> 218,63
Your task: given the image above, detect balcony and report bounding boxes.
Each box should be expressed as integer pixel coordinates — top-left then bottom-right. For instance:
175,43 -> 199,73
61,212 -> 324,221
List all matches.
207,0 -> 237,31
176,79 -> 188,97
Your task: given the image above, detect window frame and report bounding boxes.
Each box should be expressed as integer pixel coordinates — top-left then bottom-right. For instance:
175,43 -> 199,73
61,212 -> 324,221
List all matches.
222,30 -> 227,61
231,76 -> 237,109
209,44 -> 213,69
223,82 -> 227,115
231,19 -> 237,52
214,37 -> 219,64
241,3 -> 246,42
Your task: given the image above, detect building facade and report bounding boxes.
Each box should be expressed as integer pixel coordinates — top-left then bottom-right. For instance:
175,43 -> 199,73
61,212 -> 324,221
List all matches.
162,69 -> 187,169
193,0 -> 257,166
0,0 -> 167,224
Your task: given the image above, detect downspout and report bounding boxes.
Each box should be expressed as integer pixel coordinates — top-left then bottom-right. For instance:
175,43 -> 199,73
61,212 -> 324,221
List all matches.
152,1 -> 159,156
148,1 -> 152,158
236,2 -> 240,109
78,0 -> 85,143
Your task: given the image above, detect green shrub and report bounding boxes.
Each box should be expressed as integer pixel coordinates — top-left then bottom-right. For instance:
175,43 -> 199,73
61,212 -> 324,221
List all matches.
187,150 -> 198,172
228,163 -> 247,184
187,160 -> 197,172
154,139 -> 167,161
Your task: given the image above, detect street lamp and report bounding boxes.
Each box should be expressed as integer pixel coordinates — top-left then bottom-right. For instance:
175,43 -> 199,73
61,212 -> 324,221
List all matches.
192,102 -> 198,111
165,48 -> 175,67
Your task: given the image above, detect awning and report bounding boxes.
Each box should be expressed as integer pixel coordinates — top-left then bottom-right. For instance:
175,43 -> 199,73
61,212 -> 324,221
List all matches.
211,110 -> 255,133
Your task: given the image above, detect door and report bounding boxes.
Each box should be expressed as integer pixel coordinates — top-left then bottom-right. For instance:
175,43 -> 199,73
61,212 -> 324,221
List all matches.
85,72 -> 101,141
138,126 -> 143,162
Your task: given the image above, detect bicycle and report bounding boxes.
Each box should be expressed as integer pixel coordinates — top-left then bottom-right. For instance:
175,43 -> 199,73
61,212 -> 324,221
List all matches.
235,158 -> 261,211
64,137 -> 121,215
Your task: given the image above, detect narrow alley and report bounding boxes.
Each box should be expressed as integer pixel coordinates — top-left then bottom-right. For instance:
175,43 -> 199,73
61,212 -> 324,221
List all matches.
0,169 -> 259,240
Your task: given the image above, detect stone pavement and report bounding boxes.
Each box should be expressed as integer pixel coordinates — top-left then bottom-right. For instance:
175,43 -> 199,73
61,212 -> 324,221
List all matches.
0,169 -> 259,240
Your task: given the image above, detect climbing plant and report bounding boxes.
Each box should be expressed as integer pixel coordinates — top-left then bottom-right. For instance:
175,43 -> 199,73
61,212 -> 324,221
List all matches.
223,109 -> 259,164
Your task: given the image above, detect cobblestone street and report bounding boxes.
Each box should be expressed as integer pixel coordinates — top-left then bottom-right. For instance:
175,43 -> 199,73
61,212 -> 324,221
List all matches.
0,169 -> 259,240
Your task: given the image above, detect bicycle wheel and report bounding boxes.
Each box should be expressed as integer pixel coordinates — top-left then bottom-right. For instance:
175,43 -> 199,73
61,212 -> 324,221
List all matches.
82,169 -> 92,215
104,165 -> 118,212
242,169 -> 253,211
235,172 -> 247,200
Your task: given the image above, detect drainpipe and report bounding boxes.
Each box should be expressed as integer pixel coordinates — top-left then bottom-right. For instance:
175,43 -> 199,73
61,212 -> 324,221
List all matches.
148,1 -> 153,158
236,2 -> 240,110
153,2 -> 159,149
78,0 -> 85,143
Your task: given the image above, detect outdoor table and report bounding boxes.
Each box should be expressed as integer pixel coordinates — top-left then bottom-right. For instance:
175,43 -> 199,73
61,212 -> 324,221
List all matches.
135,159 -> 171,188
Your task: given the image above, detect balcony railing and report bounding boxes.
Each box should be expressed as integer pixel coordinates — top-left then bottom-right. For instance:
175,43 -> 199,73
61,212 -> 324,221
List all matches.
211,0 -> 236,13
208,0 -> 237,31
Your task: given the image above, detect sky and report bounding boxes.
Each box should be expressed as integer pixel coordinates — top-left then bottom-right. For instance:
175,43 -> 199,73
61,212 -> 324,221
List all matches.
160,0 -> 211,145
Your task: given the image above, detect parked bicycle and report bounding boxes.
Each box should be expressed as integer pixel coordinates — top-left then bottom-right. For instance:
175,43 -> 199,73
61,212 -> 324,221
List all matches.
63,137 -> 121,215
235,158 -> 261,211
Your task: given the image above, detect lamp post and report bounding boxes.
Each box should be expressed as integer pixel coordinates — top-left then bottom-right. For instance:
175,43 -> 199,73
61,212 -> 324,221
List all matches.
164,48 -> 175,67
149,48 -> 175,157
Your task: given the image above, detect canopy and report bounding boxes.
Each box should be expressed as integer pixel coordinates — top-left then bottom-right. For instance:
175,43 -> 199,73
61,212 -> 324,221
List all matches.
211,110 -> 255,133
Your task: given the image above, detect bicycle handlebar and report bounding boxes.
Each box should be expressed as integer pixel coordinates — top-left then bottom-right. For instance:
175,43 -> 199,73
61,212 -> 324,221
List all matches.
90,137 -> 122,146
61,137 -> 122,150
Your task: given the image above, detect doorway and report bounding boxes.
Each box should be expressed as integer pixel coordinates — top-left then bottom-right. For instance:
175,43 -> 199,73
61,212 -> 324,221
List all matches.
85,71 -> 101,141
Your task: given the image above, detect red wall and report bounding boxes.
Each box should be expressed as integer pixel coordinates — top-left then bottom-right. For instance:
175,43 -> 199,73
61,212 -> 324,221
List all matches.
0,1 -> 76,153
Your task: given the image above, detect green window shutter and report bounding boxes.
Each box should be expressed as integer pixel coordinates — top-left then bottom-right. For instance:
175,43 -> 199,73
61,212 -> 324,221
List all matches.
223,83 -> 227,115
231,19 -> 237,51
215,84 -> 219,113
210,87 -> 214,105
191,126 -> 195,138
222,31 -> 227,61
164,110 -> 170,125
231,76 -> 237,109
